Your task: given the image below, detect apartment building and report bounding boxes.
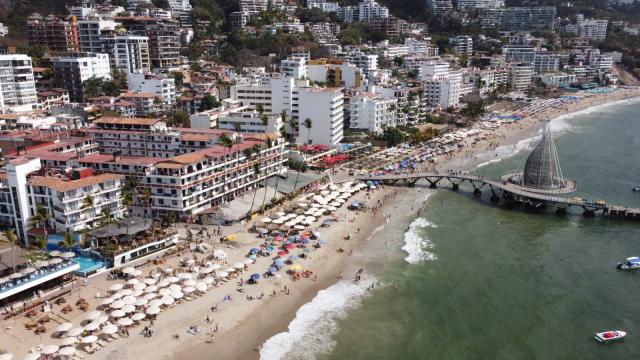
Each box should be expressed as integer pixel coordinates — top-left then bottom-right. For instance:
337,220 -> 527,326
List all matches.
420,60 -> 462,109
239,0 -> 268,14
376,86 -> 426,125
307,60 -> 363,88
229,11 -> 251,29
457,0 -> 503,9
426,0 -> 453,14
280,57 -> 307,80
27,14 -> 79,52
349,92 -> 396,134
508,63 -> 534,91
117,92 -> 161,116
0,55 -> 38,112
338,49 -> 378,73
51,53 -> 111,102
540,73 -> 577,87
297,87 -> 344,147
450,35 -> 473,55
101,34 -> 151,73
218,109 -> 283,134
77,17 -> 118,53
307,0 -> 340,12
358,0 -> 389,22
127,72 -> 176,106
578,17 -> 608,41
479,6 -> 556,31
116,16 -> 180,69
369,16 -> 409,38
533,53 -> 560,73
0,157 -> 125,243
337,6 -> 358,23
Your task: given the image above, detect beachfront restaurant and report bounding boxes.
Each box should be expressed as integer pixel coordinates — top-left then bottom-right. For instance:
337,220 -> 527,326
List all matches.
90,217 -> 179,268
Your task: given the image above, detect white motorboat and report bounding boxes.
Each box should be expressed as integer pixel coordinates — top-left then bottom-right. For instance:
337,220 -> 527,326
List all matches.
617,257 -> 640,270
594,330 -> 626,344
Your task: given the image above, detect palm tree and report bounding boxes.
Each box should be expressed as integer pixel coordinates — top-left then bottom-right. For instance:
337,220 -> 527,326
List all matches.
138,187 -> 151,227
82,195 -> 96,246
260,138 -> 273,212
100,207 -> 113,227
247,162 -> 261,218
59,230 -> 75,251
34,235 -> 48,257
256,103 -> 264,115
233,122 -> 242,160
272,125 -> 287,204
293,118 -> 313,192
29,205 -> 51,243
218,133 -> 234,201
120,190 -> 133,234
1,230 -> 18,271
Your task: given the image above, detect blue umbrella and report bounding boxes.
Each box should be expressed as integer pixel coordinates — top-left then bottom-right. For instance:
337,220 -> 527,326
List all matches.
249,254 -> 257,260
274,258 -> 285,267
303,249 -> 312,253
265,245 -> 275,251
283,240 -> 292,245
318,239 -> 326,245
250,273 -> 260,281
268,267 -> 278,273
288,255 -> 299,261
302,238 -> 310,244
249,248 -> 259,254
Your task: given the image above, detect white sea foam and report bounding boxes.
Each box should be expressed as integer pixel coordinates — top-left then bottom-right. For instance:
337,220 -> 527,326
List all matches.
259,278 -> 377,360
401,217 -> 438,264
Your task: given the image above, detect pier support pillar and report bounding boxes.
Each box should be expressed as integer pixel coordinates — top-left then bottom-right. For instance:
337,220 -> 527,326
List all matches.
429,182 -> 437,189
555,207 -> 567,216
452,183 -> 459,191
490,194 -> 500,203
473,188 -> 482,197
583,209 -> 596,218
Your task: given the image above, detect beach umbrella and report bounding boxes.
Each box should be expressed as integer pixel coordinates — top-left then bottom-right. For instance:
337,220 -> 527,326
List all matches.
200,267 -> 213,274
167,276 -> 179,283
57,347 -> 75,357
132,289 -> 144,297
183,279 -> 196,286
144,285 -> 158,293
121,289 -> 133,296
225,267 -> 236,273
143,293 -> 158,301
289,264 -> 302,271
159,288 -> 172,296
81,335 -> 98,344
122,295 -> 137,305
110,310 -> 125,318
83,321 -> 100,332
49,250 -> 62,257
110,292 -> 124,300
143,278 -> 157,285
22,353 -> 40,360
148,299 -> 163,308
182,286 -> 195,294
211,264 -> 222,270
146,307 -> 161,315
20,267 -> 35,275
161,295 -> 174,306
60,337 -> 77,346
95,315 -> 109,324
85,311 -> 102,321
60,252 -> 75,259
213,250 -> 227,259
133,282 -> 146,291
131,313 -> 146,321
66,327 -> 84,337
274,259 -> 285,267
177,272 -> 192,280
195,282 -> 207,292
294,225 -> 306,230
277,251 -> 287,257
49,258 -> 63,265
243,258 -> 253,265
101,298 -> 114,306
170,291 -> 183,300
126,278 -> 139,286
33,260 -> 48,268
117,318 -> 133,327
203,277 -> 215,285
260,217 -> 272,223
215,271 -> 228,278
268,267 -> 277,274
41,345 -> 59,356
134,298 -> 148,307
249,273 -> 260,281
284,244 -> 295,250
101,324 -> 118,335
288,255 -> 299,261
56,322 -> 73,332
157,279 -> 170,288
110,300 -> 125,309
122,304 -> 136,313
169,284 -> 182,292
233,262 -> 245,269
132,270 -> 143,277
122,267 -> 135,274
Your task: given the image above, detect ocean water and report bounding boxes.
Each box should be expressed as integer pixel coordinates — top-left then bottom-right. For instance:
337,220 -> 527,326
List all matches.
261,98 -> 640,360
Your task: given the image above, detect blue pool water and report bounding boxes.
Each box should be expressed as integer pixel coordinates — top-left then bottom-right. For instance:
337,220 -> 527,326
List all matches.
73,257 -> 105,275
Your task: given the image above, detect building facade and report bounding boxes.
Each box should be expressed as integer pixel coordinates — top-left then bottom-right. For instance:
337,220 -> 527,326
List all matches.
51,53 -> 112,102
0,55 -> 38,112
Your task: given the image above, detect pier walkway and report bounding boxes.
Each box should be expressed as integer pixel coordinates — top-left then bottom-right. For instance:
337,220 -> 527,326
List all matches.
355,172 -> 640,219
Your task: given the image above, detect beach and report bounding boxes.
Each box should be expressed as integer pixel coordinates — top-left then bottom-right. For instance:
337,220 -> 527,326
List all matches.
3,86 -> 640,360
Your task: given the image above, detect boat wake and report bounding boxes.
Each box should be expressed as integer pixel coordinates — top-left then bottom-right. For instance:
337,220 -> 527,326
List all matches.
259,278 -> 377,360
401,217 -> 438,264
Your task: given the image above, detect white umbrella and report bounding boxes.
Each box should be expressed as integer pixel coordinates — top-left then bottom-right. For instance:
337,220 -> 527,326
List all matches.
131,313 -> 146,321
49,258 -> 63,265
203,277 -> 215,285
110,292 -> 124,299
81,335 -> 98,344
183,279 -> 196,287
83,322 -> 100,332
133,282 -> 146,291
121,289 -> 133,296
146,307 -> 161,315
49,250 -> 62,257
243,258 -> 253,265
122,304 -> 136,313
233,263 -> 245,269
101,298 -> 114,306
101,324 -> 118,335
134,298 -> 148,307
132,270 -> 143,277
161,295 -> 175,306
117,318 -> 133,327
215,271 -> 228,278
182,286 -> 195,294
60,252 -> 75,259
67,327 -> 84,337
143,278 -> 157,285
211,264 -> 222,270
0,354 -> 11,360
195,283 -> 208,292
131,290 -> 144,297
56,322 -> 73,332
22,353 -> 40,360
170,291 -> 183,300
200,267 -> 213,274
148,299 -> 163,308
260,217 -> 272,223
169,284 -> 182,292
177,272 -> 192,280
41,345 -> 59,355
225,267 -> 236,273
144,285 -> 158,293
110,310 -> 125,318
167,276 -> 179,283
110,300 -> 124,309
85,311 -> 102,321
57,347 -> 75,356
95,315 -> 109,324
122,296 -> 137,305
33,260 -> 48,268
159,288 -> 172,296
143,293 -> 158,301
60,337 -> 77,346
122,267 -> 135,274
109,283 -> 124,292
126,278 -> 139,286
158,279 -> 170,287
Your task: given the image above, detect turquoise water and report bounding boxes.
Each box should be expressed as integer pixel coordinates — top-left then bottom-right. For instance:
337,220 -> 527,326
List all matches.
320,99 -> 640,359
73,256 -> 105,275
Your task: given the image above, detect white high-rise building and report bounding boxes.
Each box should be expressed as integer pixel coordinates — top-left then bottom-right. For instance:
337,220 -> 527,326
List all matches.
358,0 -> 389,22
578,17 -> 608,41
405,38 -> 431,55
169,0 -> 192,12
421,60 -> 462,109
127,72 -> 176,106
508,63 -> 534,91
307,0 -> 340,12
102,34 -> 151,73
0,54 -> 37,112
0,23 -> 8,37
426,0 -> 453,14
280,57 -> 307,80
297,87 -> 344,147
239,0 -> 268,13
51,53 -> 111,102
457,0 -> 503,9
450,35 -> 473,55
77,18 -> 118,53
349,92 -> 396,134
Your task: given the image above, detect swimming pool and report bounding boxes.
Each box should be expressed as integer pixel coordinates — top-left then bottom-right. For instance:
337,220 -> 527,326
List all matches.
73,257 -> 106,276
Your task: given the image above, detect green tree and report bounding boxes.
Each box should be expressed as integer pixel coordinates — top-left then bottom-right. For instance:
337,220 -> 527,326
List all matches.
382,126 -> 406,147
167,109 -> 189,127
59,230 -> 75,251
138,187 -> 152,227
260,138 -> 273,211
28,205 -> 51,244
293,118 -> 312,192
82,195 -> 96,246
1,230 -> 18,271
34,235 -> 48,257
199,93 -> 220,111
218,133 -> 234,201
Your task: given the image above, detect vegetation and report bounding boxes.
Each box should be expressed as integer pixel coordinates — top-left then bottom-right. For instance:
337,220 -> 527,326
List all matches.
381,126 -> 406,147
1,230 -> 18,271
167,109 -> 190,127
460,100 -> 486,119
199,93 -> 221,111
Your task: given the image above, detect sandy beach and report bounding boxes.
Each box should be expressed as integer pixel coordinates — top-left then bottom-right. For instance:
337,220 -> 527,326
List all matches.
3,86 -> 639,360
